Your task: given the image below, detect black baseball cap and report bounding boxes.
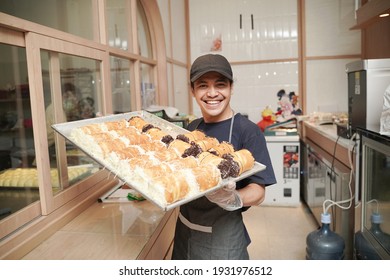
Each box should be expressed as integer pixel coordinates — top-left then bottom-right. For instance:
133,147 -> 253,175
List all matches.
190,54 -> 233,83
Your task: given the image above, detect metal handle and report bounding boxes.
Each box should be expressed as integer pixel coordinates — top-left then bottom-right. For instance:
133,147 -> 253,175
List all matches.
251,14 -> 254,29
240,14 -> 242,29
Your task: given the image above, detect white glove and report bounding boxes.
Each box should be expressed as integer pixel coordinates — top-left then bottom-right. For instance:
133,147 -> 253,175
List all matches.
206,181 -> 243,211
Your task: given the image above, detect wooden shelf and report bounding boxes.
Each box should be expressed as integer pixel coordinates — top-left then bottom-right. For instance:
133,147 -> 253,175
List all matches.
351,0 -> 390,29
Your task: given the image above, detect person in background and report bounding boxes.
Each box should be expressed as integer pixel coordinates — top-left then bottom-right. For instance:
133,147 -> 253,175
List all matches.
172,54 -> 276,260
46,82 -> 81,148
79,96 -> 96,119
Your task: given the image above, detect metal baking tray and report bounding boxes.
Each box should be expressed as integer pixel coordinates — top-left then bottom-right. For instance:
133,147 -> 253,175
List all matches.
52,110 -> 266,211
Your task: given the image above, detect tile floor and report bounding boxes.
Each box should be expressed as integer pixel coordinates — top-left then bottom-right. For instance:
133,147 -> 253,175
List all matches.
22,200 -> 319,260
244,202 -> 319,260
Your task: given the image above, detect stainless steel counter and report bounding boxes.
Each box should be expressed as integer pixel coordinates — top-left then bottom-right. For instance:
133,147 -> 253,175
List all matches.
303,121 -> 355,149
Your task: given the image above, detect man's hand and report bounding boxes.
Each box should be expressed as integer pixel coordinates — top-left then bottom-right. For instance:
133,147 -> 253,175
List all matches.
205,181 -> 243,211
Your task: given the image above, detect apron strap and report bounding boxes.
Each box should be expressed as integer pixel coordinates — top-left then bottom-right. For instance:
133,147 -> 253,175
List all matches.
179,212 -> 213,233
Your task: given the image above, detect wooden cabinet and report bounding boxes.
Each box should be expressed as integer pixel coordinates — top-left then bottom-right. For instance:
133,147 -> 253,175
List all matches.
352,0 -> 390,59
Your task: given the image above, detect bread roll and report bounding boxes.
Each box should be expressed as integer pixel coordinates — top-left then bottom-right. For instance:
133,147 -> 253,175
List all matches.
151,173 -> 191,204
145,127 -> 174,145
80,123 -> 105,135
128,116 -> 149,131
209,141 -> 235,156
168,139 -> 191,156
169,156 -> 199,169
223,149 -> 255,175
192,164 -> 221,191
104,119 -> 129,131
149,149 -> 180,162
177,129 -> 206,143
198,152 -> 239,179
114,146 -> 143,160
195,136 -> 219,152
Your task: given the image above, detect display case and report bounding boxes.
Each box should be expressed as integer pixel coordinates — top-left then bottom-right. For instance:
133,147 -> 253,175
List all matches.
357,127 -> 390,259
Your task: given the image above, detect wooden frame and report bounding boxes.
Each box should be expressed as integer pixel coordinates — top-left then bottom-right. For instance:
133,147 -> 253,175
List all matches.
0,0 -> 170,259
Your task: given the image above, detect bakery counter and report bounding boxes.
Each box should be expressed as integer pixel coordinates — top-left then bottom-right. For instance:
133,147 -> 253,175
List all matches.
301,121 -> 357,168
22,200 -> 178,260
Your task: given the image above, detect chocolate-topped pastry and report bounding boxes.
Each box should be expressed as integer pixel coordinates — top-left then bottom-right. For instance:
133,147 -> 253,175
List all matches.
222,149 -> 255,176
177,129 -> 206,143
128,116 -> 149,131
142,123 -> 154,133
227,160 -> 240,178
161,134 -> 174,145
182,142 -> 203,158
222,153 -> 234,161
176,134 -> 190,143
216,159 -> 232,179
216,158 -> 240,178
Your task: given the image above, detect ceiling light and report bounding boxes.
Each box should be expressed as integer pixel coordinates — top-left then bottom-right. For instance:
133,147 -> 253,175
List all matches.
379,13 -> 389,18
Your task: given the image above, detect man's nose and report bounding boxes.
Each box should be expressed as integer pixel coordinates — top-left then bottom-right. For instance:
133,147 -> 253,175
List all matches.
207,87 -> 219,97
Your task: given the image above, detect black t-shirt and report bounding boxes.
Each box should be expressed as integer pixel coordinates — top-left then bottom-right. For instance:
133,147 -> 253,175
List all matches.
188,113 -> 276,189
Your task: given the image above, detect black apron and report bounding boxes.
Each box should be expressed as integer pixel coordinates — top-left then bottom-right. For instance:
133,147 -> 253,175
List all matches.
172,113 -> 250,260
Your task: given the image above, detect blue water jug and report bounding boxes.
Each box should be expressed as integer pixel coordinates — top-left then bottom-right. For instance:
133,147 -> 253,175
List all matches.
306,213 -> 345,260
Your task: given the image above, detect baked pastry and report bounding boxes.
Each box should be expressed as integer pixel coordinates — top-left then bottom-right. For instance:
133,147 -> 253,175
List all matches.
128,116 -> 149,131
194,136 -> 219,152
198,152 -> 239,179
69,115 -> 256,207
177,129 -> 206,143
144,127 -> 174,145
191,164 -> 222,191
209,141 -> 235,156
223,149 -> 255,176
168,139 -> 202,158
151,172 -> 191,204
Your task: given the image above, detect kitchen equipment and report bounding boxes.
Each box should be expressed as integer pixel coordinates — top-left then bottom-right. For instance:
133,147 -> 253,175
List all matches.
263,131 -> 300,207
346,59 -> 390,136
356,127 -> 390,259
301,140 -> 354,259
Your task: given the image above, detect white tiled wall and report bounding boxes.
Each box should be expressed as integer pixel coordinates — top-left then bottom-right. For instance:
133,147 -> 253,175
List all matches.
232,62 -> 299,123
306,59 -> 356,114
305,0 -> 361,56
189,0 -> 298,62
189,0 -> 299,122
157,0 -> 189,114
188,0 -> 361,121
305,0 -> 361,114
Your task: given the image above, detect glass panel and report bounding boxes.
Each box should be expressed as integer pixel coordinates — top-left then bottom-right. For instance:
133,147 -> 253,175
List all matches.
0,43 -> 37,220
140,63 -> 155,109
0,0 -> 94,40
363,139 -> 390,255
106,0 -> 131,50
42,52 -> 102,192
111,56 -> 132,113
137,0 -> 152,58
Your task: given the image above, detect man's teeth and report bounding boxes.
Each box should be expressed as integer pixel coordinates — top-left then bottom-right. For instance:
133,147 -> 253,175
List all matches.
206,101 -> 220,104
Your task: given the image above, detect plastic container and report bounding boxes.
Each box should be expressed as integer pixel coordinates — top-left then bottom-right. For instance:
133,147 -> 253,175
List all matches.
306,213 -> 345,260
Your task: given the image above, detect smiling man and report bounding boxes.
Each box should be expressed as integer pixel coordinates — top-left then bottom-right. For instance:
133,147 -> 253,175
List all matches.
171,54 -> 276,260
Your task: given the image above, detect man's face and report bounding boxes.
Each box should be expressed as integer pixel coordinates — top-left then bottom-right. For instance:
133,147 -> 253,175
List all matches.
192,71 -> 233,122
